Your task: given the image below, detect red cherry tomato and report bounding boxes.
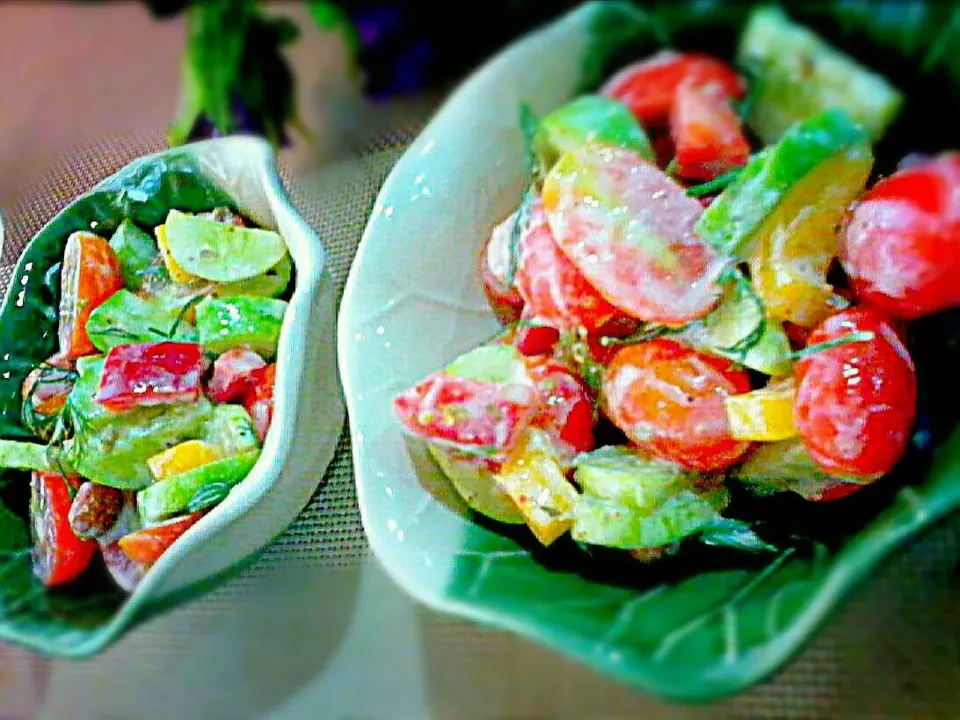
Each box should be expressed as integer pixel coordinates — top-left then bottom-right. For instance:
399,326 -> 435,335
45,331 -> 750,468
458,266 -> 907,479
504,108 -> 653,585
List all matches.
479,210 -> 525,326
601,339 -> 751,471
794,307 -> 917,478
118,512 -> 205,567
670,81 -> 750,183
242,364 -> 276,442
515,199 -> 621,333
601,51 -> 744,130
525,357 -> 596,459
814,482 -> 864,502
208,349 -> 267,403
542,145 -> 724,325
513,324 -> 561,357
651,133 -> 676,169
394,370 -> 539,458
30,472 -> 97,587
96,341 -> 205,411
844,153 -> 960,319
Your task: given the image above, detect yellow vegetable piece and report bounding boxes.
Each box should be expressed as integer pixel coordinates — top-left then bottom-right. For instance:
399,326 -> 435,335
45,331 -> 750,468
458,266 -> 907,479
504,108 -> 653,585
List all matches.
427,443 -> 524,525
495,430 -> 578,546
155,223 -> 201,285
749,148 -> 872,327
725,382 -> 798,442
147,440 -> 222,481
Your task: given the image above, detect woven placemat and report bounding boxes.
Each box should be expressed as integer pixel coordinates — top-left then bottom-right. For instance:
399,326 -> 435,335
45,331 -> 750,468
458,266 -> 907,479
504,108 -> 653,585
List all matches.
4,126 -> 960,720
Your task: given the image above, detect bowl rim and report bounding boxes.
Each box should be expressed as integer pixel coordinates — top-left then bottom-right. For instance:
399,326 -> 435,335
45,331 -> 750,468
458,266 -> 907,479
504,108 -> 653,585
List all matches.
0,134 -> 335,657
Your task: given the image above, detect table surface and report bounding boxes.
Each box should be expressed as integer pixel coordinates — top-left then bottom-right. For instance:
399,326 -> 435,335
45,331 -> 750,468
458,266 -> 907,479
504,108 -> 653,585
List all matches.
3,4 -> 960,720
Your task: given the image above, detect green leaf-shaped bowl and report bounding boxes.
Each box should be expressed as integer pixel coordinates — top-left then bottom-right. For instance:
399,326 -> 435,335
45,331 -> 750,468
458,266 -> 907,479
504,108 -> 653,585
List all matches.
0,136 -> 343,656
339,1 -> 960,701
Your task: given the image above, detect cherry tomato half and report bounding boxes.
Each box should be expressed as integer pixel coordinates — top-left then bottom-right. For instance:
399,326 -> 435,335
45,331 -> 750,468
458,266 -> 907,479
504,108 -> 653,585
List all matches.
479,210 -> 525,326
208,349 -> 267,404
525,357 -> 596,460
670,81 -> 750,183
58,232 -> 125,359
794,307 -> 917,478
602,339 -> 751,471
118,512 -> 205,567
31,472 -> 97,587
601,51 -> 744,130
844,153 -> 960,319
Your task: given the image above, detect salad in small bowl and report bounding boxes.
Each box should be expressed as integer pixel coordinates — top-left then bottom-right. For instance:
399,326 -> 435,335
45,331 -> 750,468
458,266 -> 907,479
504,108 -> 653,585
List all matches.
0,136 -> 342,656
342,1 -> 960,701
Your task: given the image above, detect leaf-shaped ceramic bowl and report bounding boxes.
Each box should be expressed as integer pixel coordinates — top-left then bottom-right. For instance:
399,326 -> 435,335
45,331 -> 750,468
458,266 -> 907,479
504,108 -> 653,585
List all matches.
0,135 -> 343,656
340,1 -> 960,702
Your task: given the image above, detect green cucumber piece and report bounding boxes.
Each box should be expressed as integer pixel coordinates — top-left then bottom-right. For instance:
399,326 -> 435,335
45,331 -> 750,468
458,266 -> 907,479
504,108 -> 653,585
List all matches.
214,253 -> 292,299
572,487 -> 729,550
427,443 -> 524,524
0,439 -> 52,472
204,404 -> 261,456
536,95 -> 655,173
109,219 -> 159,291
573,445 -> 690,510
737,6 -> 903,143
446,344 -> 530,385
696,110 -> 871,257
137,449 -> 261,523
195,295 -> 287,358
68,398 -> 214,490
734,437 -> 867,498
164,209 -> 287,283
85,290 -> 197,352
678,269 -> 792,375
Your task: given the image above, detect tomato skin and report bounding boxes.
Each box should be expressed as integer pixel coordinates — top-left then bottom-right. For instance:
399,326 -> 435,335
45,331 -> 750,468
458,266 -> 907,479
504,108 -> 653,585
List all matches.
208,349 -> 267,403
601,339 -> 751,471
844,153 -> 960,319
96,341 -> 205,411
602,51 -> 744,129
542,145 -> 724,325
670,81 -> 750,182
515,199 -> 621,333
814,482 -> 864,502
394,371 -> 539,458
118,512 -> 205,567
242,364 -> 276,442
30,473 -> 97,587
479,211 -> 525,326
58,232 -> 125,359
794,307 -> 917,478
525,357 -> 596,459
514,325 -> 561,357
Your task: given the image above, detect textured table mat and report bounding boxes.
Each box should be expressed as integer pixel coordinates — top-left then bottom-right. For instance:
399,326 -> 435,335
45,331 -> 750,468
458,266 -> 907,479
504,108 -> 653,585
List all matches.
1,128 -> 960,720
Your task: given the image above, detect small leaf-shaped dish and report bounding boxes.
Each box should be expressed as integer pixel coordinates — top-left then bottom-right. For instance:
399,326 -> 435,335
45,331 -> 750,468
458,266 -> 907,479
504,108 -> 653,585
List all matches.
0,136 -> 343,656
340,1 -> 960,702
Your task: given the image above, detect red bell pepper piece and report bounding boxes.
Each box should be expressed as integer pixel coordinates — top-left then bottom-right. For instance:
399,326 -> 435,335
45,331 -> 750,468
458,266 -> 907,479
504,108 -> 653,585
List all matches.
96,341 -> 205,411
243,364 -> 276,442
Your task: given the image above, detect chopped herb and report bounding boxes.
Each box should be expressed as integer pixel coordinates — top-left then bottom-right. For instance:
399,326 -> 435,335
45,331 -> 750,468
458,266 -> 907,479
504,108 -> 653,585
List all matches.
506,186 -> 537,288
686,166 -> 746,197
790,331 -> 874,361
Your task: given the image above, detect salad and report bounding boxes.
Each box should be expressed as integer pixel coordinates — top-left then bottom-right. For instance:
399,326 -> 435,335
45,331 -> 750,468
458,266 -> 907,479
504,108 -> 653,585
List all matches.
392,7 -> 943,560
0,204 -> 292,592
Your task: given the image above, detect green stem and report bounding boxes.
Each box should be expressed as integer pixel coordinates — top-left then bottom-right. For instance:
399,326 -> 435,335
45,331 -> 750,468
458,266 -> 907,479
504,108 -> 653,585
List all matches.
790,331 -> 874,361
0,440 -> 53,472
686,167 -> 746,197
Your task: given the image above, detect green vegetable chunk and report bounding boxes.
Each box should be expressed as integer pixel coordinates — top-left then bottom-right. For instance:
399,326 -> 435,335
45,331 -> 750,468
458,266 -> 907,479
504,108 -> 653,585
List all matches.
214,253 -> 292,299
695,109 -> 871,257
734,437 -> 866,499
446,343 -> 530,384
164,209 -> 287,282
738,6 -> 903,143
85,290 -> 198,352
195,295 -> 287,357
204,405 -> 261,456
427,443 -> 523,524
535,95 -> 655,173
573,446 -> 689,510
109,219 -> 159,290
137,449 -> 261,523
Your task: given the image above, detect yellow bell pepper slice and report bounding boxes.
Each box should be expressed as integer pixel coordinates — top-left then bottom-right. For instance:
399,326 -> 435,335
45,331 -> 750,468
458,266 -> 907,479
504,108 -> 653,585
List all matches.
147,439 -> 222,481
155,223 -> 200,285
724,382 -> 798,442
495,430 -> 578,546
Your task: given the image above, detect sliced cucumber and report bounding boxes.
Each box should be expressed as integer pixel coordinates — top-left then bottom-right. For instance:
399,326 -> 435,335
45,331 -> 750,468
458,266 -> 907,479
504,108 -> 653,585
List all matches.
85,290 -> 197,352
109,219 -> 159,291
737,6 -> 903,143
696,109 -> 871,258
137,449 -> 261,523
427,443 -> 523,524
573,445 -> 689,511
214,253 -> 292,299
734,437 -> 867,498
204,404 -> 261,456
535,95 -> 655,174
446,344 -> 530,386
164,209 -> 287,283
195,295 -> 287,358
